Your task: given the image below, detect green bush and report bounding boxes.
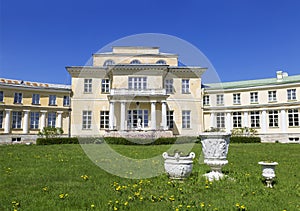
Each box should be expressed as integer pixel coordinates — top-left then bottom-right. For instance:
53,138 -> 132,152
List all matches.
36,137 -> 79,145
230,136 -> 261,143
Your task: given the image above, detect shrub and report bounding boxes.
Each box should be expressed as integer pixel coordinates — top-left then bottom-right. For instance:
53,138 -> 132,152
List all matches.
38,127 -> 64,139
36,137 -> 79,145
230,136 -> 261,143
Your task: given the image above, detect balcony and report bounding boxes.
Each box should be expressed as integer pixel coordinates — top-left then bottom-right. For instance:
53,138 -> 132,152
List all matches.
110,88 -> 167,96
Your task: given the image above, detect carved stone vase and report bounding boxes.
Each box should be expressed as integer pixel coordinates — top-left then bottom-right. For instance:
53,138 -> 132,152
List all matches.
199,132 -> 231,181
162,151 -> 195,179
258,161 -> 278,188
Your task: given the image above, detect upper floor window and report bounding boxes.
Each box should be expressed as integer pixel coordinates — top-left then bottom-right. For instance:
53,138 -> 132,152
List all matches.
103,60 -> 115,67
130,59 -> 141,64
14,93 -> 22,104
250,92 -> 258,103
0,91 -> 3,102
32,94 -> 40,105
101,79 -> 110,93
128,77 -> 147,90
84,79 -> 92,93
233,93 -> 241,104
216,94 -> 224,105
288,109 -> 299,127
287,89 -> 296,101
165,79 -> 174,94
156,60 -> 166,64
63,96 -> 70,106
49,95 -> 56,106
268,91 -> 277,102
203,95 -> 210,106
182,110 -> 191,129
182,79 -> 190,94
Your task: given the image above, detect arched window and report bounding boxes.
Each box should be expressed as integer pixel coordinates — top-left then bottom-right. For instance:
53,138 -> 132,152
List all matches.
103,60 -> 115,66
130,59 -> 141,64
156,60 -> 166,64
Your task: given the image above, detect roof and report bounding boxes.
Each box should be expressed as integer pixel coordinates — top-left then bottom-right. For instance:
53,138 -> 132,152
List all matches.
204,74 -> 300,90
0,78 -> 71,90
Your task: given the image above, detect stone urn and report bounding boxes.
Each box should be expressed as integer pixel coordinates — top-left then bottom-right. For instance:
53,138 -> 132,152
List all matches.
162,151 -> 195,179
199,132 -> 231,181
258,161 -> 278,188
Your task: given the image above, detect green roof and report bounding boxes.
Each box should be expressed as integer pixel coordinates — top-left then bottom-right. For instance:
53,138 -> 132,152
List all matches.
204,74 -> 300,90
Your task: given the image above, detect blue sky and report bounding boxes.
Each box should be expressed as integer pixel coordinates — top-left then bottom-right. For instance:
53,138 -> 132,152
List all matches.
0,0 -> 299,84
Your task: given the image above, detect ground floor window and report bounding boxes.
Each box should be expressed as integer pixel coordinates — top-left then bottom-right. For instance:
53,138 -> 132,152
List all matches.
268,110 -> 279,127
48,112 -> 56,128
30,112 -> 39,129
82,111 -> 92,129
182,110 -> 191,129
216,112 -> 225,128
0,111 -> 3,128
232,112 -> 242,128
100,111 -> 109,129
127,110 -> 148,129
167,110 -> 174,129
250,111 -> 260,128
288,109 -> 299,127
12,111 -> 22,129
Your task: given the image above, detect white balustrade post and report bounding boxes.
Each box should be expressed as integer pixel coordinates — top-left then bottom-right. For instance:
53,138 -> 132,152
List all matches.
161,101 -> 167,130
109,101 -> 115,130
23,110 -> 30,134
120,102 -> 126,130
151,101 -> 156,130
4,109 -> 12,133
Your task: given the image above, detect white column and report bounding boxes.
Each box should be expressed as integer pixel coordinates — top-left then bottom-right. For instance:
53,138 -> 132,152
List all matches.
161,101 -> 167,130
261,110 -> 267,133
120,102 -> 126,130
40,110 -> 47,130
243,111 -> 249,127
57,111 -> 63,128
281,109 -> 287,133
23,110 -> 30,134
210,112 -> 215,129
225,112 -> 232,133
109,101 -> 115,130
151,101 -> 156,130
4,109 -> 12,133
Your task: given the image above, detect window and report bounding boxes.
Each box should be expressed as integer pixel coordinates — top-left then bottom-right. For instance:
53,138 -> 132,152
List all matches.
250,92 -> 258,103
47,112 -> 56,128
30,112 -> 39,129
268,110 -> 279,127
288,109 -> 299,127
167,110 -> 174,129
182,79 -> 190,94
250,111 -> 260,128
84,79 -> 92,93
203,96 -> 210,106
128,77 -> 147,90
216,94 -> 224,105
182,110 -> 191,129
156,60 -> 166,64
12,111 -> 22,129
101,79 -> 110,93
130,59 -> 141,64
268,91 -> 277,102
0,111 -> 3,128
0,91 -> 3,102
232,112 -> 242,128
14,93 -> 22,104
32,94 -> 40,105
287,89 -> 296,100
100,111 -> 109,129
127,110 -> 148,128
103,59 -> 115,66
49,95 -> 56,106
216,112 -> 225,128
289,137 -> 299,142
165,79 -> 174,94
233,93 -> 241,104
63,96 -> 70,106
82,111 -> 92,129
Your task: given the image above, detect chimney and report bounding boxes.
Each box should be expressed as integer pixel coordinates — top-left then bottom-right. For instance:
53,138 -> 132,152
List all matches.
276,71 -> 288,81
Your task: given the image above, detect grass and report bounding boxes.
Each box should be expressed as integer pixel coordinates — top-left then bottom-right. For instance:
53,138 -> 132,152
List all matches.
0,143 -> 299,211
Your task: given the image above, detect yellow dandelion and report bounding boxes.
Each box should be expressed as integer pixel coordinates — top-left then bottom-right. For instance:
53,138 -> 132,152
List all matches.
113,207 -> 118,211
91,204 -> 95,208
124,201 -> 128,206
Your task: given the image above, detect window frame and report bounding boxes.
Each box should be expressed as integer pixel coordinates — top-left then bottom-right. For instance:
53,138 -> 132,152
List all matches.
216,112 -> 225,128
166,110 -> 174,129
32,94 -> 40,105
165,79 -> 174,94
100,111 -> 109,129
250,92 -> 258,103
63,96 -> 70,106
49,95 -> 57,106
232,112 -> 242,128
47,112 -> 56,128
12,111 -> 22,129
84,79 -> 93,93
250,111 -> 260,128
203,95 -> 210,106
128,77 -> 147,90
82,111 -> 92,130
101,79 -> 110,93
288,109 -> 299,127
216,94 -> 224,105
0,91 -> 3,102
287,89 -> 296,101
233,93 -> 241,104
268,91 -> 277,102
182,110 -> 191,129
30,112 -> 40,129
14,93 -> 22,104
268,110 -> 279,127
181,79 -> 190,94
0,111 -> 3,128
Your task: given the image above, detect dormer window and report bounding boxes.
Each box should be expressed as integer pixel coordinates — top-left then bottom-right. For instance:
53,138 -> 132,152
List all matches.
130,59 -> 141,64
156,60 -> 166,64
103,60 -> 115,67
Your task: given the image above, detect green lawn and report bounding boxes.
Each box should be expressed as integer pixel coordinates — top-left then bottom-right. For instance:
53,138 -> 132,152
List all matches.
1,143 -> 299,211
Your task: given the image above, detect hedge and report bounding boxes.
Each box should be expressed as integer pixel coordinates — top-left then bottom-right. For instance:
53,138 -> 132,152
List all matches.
230,136 -> 261,143
36,137 -> 79,145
